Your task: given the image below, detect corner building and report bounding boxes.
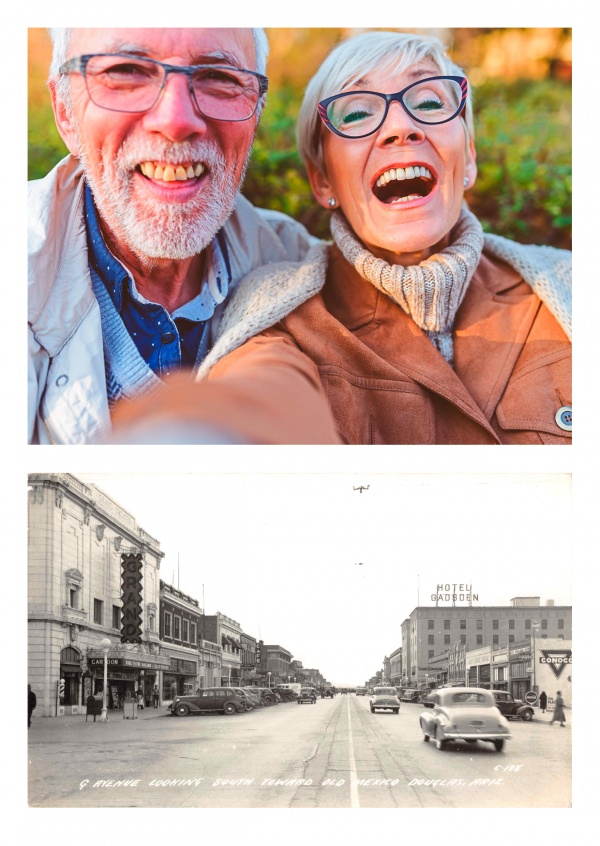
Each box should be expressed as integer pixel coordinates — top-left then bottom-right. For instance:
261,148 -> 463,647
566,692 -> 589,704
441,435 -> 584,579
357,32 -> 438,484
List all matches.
28,473 -> 169,717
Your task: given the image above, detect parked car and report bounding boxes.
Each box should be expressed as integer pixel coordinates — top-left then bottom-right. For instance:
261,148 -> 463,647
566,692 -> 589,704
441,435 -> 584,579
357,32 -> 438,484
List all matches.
356,687 -> 367,696
419,687 -> 511,752
256,687 -> 278,706
242,688 -> 264,708
169,688 -> 246,716
277,688 -> 297,702
401,689 -> 421,703
370,686 -> 401,714
298,688 -> 317,704
492,690 -> 534,721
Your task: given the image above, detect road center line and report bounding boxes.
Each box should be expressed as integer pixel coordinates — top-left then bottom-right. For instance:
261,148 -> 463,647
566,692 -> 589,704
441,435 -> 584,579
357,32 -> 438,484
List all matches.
347,697 -> 360,808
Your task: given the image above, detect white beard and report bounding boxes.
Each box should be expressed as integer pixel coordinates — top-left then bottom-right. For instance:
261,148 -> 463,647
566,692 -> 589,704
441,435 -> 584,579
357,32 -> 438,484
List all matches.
77,134 -> 251,260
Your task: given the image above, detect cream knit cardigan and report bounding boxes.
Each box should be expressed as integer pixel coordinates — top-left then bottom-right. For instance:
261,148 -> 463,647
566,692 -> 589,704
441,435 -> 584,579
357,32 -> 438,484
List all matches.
196,234 -> 571,381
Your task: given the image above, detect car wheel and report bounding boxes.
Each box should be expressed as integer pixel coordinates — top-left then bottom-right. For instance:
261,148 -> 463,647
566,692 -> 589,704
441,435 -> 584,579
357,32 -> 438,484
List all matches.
494,740 -> 505,752
370,707 -> 375,713
394,709 -> 399,714
176,704 -> 190,716
434,731 -> 447,751
223,702 -> 236,715
521,710 -> 533,722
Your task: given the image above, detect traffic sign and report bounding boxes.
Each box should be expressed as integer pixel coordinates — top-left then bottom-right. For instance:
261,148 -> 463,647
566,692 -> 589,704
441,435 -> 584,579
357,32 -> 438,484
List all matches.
525,691 -> 538,705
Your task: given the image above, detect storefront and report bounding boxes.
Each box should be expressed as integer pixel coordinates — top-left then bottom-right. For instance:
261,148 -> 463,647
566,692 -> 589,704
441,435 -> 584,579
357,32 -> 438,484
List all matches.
161,655 -> 199,700
88,651 -> 170,709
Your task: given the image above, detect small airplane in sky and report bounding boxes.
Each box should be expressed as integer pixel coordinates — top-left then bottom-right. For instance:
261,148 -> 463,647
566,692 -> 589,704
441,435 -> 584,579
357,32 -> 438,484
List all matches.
353,485 -> 370,493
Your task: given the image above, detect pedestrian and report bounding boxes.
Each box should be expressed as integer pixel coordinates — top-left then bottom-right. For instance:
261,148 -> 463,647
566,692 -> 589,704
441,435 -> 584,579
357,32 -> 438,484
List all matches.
137,688 -> 144,710
28,684 -> 37,728
171,681 -> 177,701
539,691 -> 548,713
550,691 -> 566,727
153,685 -> 160,709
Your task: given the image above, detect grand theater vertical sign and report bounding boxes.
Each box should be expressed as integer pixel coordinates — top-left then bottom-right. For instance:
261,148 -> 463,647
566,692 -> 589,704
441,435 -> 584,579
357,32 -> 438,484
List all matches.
121,552 -> 143,643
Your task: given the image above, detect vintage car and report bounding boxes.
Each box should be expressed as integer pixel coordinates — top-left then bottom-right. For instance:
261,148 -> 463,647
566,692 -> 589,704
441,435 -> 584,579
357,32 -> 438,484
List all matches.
492,690 -> 534,721
356,687 -> 367,696
321,688 -> 335,698
370,686 -> 401,714
256,687 -> 278,706
400,688 -> 421,703
298,687 -> 317,704
419,687 -> 511,752
169,688 -> 246,716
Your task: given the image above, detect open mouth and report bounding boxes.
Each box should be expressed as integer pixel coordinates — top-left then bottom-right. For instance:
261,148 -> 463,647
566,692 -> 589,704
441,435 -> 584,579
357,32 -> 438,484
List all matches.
373,165 -> 435,204
138,161 -> 206,182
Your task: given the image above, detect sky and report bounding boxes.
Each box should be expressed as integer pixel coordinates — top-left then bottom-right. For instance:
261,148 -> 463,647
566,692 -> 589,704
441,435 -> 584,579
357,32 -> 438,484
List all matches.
75,472 -> 571,685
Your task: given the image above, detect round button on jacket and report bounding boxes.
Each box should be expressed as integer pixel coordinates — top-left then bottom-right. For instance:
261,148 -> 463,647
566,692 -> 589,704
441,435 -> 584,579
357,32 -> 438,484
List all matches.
555,406 -> 572,431
161,332 -> 176,345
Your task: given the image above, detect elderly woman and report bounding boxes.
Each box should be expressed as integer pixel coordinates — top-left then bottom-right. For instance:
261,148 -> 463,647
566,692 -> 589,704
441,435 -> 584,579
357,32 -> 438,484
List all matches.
114,30 -> 571,445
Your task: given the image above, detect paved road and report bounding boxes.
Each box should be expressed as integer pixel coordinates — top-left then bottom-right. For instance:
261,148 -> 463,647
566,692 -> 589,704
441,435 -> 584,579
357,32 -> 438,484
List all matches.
28,695 -> 571,808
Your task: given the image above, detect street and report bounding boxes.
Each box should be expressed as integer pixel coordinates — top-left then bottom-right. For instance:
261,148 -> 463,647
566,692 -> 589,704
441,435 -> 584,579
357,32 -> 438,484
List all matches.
28,694 -> 571,808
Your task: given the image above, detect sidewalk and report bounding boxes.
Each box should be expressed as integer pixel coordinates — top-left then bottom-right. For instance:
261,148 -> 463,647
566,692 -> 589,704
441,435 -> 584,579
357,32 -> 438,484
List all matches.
30,704 -> 171,730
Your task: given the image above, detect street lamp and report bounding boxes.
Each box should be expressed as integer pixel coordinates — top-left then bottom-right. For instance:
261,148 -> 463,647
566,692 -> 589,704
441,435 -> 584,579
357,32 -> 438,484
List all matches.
100,637 -> 111,722
532,621 -> 540,696
267,672 -> 271,688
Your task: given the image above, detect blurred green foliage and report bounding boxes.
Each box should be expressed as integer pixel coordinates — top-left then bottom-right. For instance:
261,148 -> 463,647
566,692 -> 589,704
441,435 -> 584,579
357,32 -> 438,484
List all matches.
28,78 -> 571,249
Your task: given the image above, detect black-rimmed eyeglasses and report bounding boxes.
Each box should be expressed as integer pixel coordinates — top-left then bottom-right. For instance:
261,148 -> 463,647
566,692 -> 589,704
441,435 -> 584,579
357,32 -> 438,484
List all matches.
59,53 -> 269,122
318,75 -> 468,139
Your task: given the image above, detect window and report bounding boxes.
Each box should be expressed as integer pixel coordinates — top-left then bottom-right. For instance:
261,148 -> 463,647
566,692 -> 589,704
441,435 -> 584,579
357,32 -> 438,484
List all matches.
509,635 -> 515,643
509,619 -> 515,629
112,605 -> 120,629
460,634 -> 466,644
444,635 -> 450,645
493,635 -> 499,645
174,616 -> 181,639
558,619 -> 564,629
428,620 -> 434,630
428,635 -> 434,645
428,650 -> 434,659
525,619 -> 531,629
190,622 -> 196,645
70,589 -> 77,609
476,635 -> 483,645
94,599 -> 103,625
460,619 -> 466,629
183,619 -> 189,642
493,619 -> 498,630
541,619 -> 548,630
164,611 -> 172,638
542,634 -> 547,639
444,620 -> 450,630
476,619 -> 483,630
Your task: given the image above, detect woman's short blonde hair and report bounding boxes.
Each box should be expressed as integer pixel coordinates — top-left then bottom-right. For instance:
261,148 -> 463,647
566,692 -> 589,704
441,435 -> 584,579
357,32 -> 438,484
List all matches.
297,30 -> 474,173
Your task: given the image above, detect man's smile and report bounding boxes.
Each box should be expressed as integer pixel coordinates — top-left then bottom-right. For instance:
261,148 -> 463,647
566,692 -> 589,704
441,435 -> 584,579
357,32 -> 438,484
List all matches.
139,161 -> 206,182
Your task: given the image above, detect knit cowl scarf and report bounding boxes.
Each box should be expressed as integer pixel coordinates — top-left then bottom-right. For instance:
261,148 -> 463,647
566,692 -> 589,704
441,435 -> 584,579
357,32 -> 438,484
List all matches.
330,206 -> 484,365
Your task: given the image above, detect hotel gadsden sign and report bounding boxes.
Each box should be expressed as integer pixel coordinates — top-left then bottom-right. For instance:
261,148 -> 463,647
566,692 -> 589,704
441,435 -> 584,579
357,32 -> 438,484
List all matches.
431,584 -> 479,603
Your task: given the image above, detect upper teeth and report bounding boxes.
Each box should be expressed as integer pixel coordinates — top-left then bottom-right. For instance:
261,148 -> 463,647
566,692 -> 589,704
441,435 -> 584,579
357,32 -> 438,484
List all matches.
376,166 -> 432,188
140,162 -> 205,182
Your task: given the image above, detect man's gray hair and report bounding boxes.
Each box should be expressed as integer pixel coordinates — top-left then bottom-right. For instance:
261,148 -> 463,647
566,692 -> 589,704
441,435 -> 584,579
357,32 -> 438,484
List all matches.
297,30 -> 474,173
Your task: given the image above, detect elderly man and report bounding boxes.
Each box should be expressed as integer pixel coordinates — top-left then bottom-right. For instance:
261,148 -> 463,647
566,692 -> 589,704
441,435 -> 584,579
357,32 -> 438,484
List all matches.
29,28 -> 338,444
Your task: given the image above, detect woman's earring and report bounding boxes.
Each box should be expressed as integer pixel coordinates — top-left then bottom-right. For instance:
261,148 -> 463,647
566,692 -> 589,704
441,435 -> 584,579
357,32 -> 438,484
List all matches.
463,177 -> 469,188
328,197 -> 337,208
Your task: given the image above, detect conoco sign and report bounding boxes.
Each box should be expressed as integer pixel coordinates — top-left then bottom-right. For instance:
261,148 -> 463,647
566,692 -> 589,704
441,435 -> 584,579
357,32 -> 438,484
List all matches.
121,552 -> 143,643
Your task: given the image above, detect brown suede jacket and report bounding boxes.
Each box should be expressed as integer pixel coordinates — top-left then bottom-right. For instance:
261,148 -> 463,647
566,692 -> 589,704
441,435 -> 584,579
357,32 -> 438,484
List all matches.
206,243 -> 571,445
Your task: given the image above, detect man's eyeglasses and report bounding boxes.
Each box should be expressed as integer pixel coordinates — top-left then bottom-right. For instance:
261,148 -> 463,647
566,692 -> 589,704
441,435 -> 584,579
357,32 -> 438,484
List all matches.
59,53 -> 269,122
318,76 -> 468,139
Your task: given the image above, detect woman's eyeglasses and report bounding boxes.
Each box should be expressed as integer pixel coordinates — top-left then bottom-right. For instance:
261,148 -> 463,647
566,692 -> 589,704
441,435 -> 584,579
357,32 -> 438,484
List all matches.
318,75 -> 467,139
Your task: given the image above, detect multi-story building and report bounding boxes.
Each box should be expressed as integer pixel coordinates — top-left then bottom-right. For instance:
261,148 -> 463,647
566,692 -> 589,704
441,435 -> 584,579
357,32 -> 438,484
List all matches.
263,644 -> 293,686
401,598 -> 571,689
240,631 -> 258,686
28,473 -> 170,717
389,647 -> 402,687
301,668 -> 325,689
202,612 -> 243,687
159,581 -> 203,700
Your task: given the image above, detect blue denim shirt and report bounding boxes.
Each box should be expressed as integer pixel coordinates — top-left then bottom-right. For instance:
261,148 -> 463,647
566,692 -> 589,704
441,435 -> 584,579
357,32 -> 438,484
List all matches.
84,184 -> 231,375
